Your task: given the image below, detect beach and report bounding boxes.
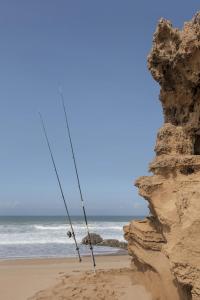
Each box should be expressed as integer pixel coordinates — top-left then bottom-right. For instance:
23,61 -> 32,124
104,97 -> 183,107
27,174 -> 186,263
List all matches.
0,216 -> 169,300
0,254 -> 157,300
0,216 -> 156,299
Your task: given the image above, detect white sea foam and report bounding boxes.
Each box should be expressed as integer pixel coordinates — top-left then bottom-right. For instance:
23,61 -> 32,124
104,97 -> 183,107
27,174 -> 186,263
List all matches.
34,225 -> 68,230
33,224 -> 124,231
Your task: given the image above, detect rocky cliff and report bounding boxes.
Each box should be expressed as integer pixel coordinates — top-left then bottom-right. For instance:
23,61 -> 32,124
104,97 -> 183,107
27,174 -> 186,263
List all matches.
124,12 -> 200,300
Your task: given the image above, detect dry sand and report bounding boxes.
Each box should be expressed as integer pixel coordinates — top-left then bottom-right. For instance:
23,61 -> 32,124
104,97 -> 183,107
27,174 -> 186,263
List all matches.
0,254 -> 163,300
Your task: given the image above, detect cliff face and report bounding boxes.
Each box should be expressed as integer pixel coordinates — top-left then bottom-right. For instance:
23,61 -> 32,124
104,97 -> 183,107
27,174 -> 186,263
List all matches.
124,13 -> 200,300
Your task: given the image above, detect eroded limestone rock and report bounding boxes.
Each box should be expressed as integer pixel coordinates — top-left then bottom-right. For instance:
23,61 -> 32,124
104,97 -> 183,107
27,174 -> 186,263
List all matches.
124,12 -> 200,300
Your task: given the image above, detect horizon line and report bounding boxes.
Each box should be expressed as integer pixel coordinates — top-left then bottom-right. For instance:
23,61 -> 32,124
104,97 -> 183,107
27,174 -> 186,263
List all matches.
0,214 -> 145,217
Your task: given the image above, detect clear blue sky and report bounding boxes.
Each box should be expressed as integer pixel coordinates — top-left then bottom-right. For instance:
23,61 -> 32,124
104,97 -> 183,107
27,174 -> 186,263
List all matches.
0,1 -> 199,216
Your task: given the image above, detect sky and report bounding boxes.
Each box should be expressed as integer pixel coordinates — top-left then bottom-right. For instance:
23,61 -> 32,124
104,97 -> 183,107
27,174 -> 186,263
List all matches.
0,0 -> 199,216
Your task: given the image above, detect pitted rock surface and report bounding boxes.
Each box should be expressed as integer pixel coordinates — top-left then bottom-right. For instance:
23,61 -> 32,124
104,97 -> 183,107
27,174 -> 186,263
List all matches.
124,12 -> 200,300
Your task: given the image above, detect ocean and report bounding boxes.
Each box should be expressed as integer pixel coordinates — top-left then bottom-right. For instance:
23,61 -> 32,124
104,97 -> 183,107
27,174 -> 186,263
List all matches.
0,216 -> 141,259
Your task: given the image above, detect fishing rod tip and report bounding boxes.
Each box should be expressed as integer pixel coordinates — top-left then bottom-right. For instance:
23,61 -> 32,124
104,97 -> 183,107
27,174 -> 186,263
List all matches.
58,85 -> 63,95
38,111 -> 43,121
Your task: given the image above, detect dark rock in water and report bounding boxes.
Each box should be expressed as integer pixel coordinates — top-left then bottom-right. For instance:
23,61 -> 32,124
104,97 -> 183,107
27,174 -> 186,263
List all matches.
82,233 -> 103,245
82,234 -> 127,249
99,239 -> 128,249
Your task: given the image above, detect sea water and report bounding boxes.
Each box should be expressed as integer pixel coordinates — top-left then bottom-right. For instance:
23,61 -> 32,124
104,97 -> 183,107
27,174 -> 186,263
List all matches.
0,216 -> 142,259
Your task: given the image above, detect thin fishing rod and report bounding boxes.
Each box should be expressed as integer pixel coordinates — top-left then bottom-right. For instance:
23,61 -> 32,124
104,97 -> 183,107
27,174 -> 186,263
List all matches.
39,112 -> 81,262
59,90 -> 96,272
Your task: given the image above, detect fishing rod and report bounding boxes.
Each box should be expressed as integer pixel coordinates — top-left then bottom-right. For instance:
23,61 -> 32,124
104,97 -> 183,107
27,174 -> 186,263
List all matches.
39,112 -> 82,262
59,89 -> 96,273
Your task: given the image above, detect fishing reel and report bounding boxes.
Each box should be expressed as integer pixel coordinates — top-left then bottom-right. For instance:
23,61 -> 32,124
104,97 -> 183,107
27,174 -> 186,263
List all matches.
67,231 -> 72,238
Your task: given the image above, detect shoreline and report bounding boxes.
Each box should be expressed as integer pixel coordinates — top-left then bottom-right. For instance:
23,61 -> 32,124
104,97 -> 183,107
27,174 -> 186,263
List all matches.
0,248 -> 128,262
0,253 -> 129,266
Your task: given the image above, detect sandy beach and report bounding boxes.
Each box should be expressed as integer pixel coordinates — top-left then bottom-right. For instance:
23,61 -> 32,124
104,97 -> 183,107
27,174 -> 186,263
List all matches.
0,254 -> 158,300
